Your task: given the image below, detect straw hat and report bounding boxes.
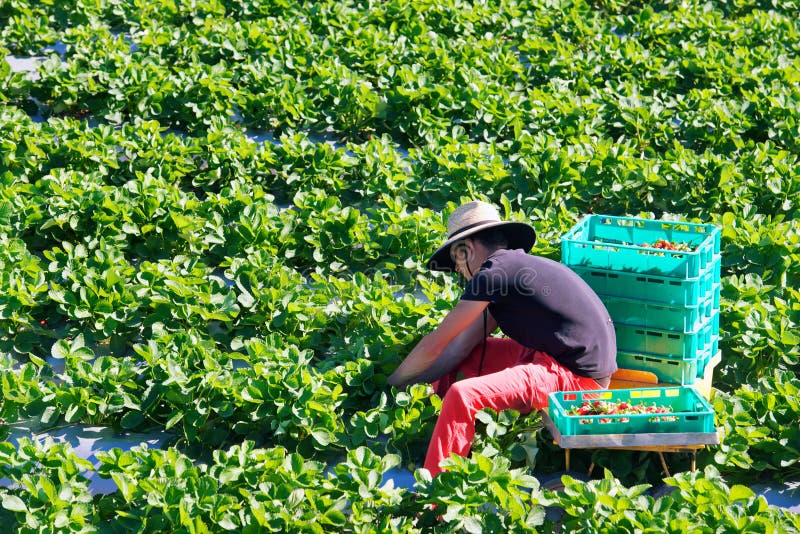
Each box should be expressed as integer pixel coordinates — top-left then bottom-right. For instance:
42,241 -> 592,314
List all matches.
427,201 -> 536,272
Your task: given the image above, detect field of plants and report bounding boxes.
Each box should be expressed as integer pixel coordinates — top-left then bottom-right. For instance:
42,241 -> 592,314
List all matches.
1,0 -> 799,531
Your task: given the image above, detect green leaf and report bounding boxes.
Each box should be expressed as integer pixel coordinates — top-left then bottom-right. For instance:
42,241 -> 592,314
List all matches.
311,429 -> 332,447
218,467 -> 243,484
237,289 -> 255,308
112,472 -> 137,501
728,485 -> 755,502
51,340 -> 69,359
323,508 -> 346,526
170,212 -> 192,230
121,411 -> 145,429
443,504 -> 464,522
65,404 -> 84,423
462,517 -> 483,533
54,511 -> 70,528
218,514 -> 238,530
40,405 -> 59,425
24,137 -> 45,159
38,478 -> 58,503
73,346 -> 95,360
122,222 -> 140,235
165,411 -> 184,430
2,494 -> 27,512
781,330 -> 799,345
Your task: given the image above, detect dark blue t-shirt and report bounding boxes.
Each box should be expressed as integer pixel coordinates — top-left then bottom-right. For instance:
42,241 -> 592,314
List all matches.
462,249 -> 617,379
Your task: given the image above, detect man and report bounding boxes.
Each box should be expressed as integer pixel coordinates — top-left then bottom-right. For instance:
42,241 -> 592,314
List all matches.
387,200 -> 617,476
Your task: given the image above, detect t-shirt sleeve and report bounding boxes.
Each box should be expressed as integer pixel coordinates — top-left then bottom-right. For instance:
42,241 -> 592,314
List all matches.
461,269 -> 500,303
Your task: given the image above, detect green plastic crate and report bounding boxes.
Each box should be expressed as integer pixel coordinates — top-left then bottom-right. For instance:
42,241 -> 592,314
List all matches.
614,317 -> 718,359
696,333 -> 720,377
562,215 -> 720,278
547,386 -> 715,436
602,293 -> 717,333
569,259 -> 719,307
616,350 -> 704,384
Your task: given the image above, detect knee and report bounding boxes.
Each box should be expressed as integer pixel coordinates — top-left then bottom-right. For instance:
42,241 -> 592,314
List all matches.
442,378 -> 478,411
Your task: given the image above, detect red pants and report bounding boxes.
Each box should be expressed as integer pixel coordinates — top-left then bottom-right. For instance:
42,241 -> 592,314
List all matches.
424,338 -> 602,476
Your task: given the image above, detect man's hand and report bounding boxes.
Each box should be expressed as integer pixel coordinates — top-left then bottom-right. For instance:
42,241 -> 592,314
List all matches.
387,299 -> 490,388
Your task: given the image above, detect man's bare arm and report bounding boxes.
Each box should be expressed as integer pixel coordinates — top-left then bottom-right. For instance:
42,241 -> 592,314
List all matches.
411,310 -> 498,384
387,300 -> 494,388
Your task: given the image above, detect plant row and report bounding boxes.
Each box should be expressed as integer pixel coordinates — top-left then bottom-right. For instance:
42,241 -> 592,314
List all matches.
0,434 -> 797,533
1,0 -> 799,152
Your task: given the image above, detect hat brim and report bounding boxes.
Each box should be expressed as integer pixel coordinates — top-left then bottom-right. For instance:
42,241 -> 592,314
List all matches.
426,221 -> 537,272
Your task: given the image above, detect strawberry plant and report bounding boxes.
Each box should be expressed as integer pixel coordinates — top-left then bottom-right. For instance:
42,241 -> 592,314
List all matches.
0,437 -> 95,533
44,239 -> 142,344
0,4 -> 58,54
718,274 -> 799,387
0,47 -> 30,108
1,359 -> 47,426
711,369 -> 800,481
348,384 -> 441,465
0,236 -> 52,355
324,446 -> 410,531
546,466 -> 800,533
413,450 -> 547,533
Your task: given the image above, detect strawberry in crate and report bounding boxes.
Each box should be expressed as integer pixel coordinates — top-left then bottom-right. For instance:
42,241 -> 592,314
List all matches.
567,399 -> 678,425
640,239 -> 694,252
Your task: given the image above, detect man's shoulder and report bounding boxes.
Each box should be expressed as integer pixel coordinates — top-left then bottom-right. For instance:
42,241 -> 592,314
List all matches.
489,249 -> 558,269
485,251 -> 581,286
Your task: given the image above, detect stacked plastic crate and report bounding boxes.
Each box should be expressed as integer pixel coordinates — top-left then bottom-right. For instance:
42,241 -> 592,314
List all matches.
561,215 -> 721,385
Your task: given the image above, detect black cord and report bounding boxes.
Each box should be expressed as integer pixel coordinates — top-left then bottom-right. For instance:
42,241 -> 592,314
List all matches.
477,308 -> 487,377
465,259 -> 488,377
